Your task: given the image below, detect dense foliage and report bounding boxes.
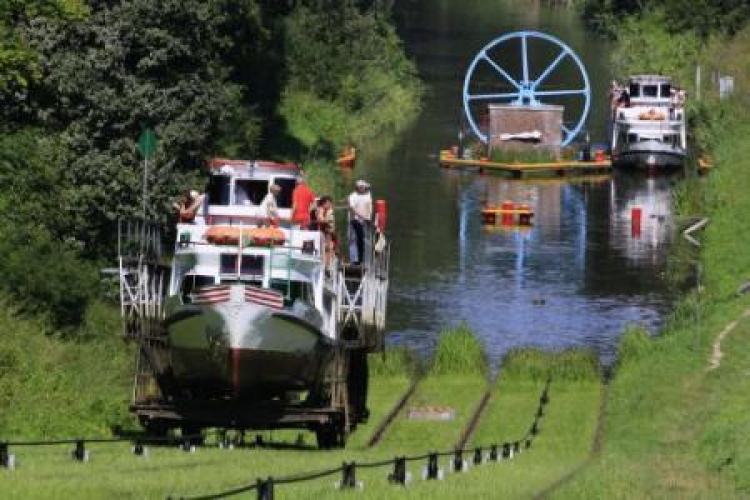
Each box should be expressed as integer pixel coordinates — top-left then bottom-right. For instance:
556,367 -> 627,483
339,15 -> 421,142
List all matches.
576,0 -> 750,37
280,0 -> 421,149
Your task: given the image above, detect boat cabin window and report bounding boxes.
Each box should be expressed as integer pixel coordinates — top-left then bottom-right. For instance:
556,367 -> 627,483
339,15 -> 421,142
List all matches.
273,177 -> 296,209
660,83 -> 671,98
235,179 -> 268,206
270,278 -> 314,306
207,175 -> 231,206
629,83 -> 640,98
627,133 -> 638,144
220,253 -> 265,278
180,274 -> 216,301
643,85 -> 658,98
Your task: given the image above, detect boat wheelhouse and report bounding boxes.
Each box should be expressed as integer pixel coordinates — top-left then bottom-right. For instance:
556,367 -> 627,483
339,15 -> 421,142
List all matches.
611,75 -> 687,169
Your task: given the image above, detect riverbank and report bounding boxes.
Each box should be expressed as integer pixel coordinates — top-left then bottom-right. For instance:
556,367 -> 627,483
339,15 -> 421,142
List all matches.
550,112 -> 750,498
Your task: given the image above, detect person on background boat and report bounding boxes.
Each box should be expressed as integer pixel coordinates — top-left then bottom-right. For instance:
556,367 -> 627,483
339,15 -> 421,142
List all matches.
348,180 -> 372,265
261,184 -> 281,226
291,176 -> 316,229
174,189 -> 205,224
609,80 -> 622,112
676,89 -> 686,108
617,87 -> 630,108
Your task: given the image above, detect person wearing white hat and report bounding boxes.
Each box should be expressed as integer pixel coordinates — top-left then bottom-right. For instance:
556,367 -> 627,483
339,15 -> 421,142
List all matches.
348,180 -> 372,265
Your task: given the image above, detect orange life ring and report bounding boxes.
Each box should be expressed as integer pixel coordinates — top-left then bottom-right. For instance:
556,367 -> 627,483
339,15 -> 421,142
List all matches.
205,226 -> 286,246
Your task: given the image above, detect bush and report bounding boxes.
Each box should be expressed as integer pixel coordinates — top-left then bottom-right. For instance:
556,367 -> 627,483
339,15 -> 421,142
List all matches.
502,348 -> 601,383
369,348 -> 418,378
429,323 -> 488,377
0,224 -> 99,328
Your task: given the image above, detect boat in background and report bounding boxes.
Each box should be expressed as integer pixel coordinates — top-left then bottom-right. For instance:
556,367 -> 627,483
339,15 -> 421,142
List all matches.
336,146 -> 356,169
611,75 -> 687,169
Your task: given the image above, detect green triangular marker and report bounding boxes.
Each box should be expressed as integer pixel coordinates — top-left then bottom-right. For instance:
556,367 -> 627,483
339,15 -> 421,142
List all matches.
138,129 -> 157,160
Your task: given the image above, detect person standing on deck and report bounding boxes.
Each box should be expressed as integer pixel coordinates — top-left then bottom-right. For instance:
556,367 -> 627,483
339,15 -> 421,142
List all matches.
348,180 -> 372,265
291,177 -> 316,229
175,189 -> 206,224
261,184 -> 281,226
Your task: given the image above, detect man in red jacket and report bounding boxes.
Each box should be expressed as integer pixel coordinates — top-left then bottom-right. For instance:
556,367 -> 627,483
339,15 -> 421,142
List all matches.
291,177 -> 316,229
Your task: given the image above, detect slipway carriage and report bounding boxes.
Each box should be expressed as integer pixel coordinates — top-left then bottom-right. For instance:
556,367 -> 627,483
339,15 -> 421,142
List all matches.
117,159 -> 390,448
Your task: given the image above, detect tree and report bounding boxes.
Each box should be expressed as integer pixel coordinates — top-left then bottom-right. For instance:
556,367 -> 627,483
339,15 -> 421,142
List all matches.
279,0 -> 422,149
26,0 -> 262,254
0,0 -> 87,125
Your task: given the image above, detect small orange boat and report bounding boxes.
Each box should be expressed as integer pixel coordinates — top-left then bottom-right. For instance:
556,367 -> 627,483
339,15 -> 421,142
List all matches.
336,146 -> 356,169
205,226 -> 286,246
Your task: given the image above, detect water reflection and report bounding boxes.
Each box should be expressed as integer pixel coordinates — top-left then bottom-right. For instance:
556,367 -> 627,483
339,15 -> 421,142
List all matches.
387,172 -> 676,364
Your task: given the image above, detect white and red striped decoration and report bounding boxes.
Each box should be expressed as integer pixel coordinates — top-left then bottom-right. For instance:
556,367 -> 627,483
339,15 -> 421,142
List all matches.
244,286 -> 284,310
191,285 -> 231,305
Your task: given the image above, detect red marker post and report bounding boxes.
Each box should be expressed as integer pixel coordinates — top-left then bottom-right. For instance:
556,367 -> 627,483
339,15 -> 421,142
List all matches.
631,207 -> 642,237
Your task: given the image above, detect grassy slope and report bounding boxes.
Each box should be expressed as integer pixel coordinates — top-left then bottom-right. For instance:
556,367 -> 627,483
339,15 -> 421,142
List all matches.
467,350 -> 602,498
0,302 -> 133,439
554,118 -> 750,498
0,352 -> 417,499
374,325 -> 489,452
0,325 -> 607,499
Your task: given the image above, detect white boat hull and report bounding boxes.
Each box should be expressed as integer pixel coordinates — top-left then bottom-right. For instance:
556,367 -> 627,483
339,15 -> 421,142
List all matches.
164,289 -> 334,400
613,140 -> 686,169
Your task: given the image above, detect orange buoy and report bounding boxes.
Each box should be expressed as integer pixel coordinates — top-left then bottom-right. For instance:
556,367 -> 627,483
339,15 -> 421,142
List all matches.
518,204 -> 533,226
594,149 -> 605,162
481,204 -> 497,224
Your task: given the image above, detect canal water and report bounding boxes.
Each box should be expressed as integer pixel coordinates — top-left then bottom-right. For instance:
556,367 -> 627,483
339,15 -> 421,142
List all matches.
354,0 -> 682,364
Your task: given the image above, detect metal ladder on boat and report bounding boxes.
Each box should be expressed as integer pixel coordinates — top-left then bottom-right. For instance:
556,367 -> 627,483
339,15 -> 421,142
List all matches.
117,220 -> 170,405
336,223 -> 391,351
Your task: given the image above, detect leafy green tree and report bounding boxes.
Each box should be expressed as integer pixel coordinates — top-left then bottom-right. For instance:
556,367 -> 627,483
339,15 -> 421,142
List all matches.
280,0 -> 422,149
0,0 -> 87,124
576,0 -> 750,36
26,0 -> 262,253
0,130 -> 98,326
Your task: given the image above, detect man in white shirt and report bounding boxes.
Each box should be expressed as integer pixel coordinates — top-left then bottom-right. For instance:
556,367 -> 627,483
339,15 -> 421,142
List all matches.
348,179 -> 372,265
261,184 -> 281,226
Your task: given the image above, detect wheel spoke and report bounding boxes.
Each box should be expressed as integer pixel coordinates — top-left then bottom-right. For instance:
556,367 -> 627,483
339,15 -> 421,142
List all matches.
534,89 -> 588,97
533,50 -> 569,89
521,34 -> 529,83
468,92 -> 519,101
561,124 -> 572,137
481,53 -> 521,90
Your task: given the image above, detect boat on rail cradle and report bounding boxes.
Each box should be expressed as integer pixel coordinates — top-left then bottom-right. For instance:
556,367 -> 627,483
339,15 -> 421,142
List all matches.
610,75 -> 687,169
117,158 -> 390,447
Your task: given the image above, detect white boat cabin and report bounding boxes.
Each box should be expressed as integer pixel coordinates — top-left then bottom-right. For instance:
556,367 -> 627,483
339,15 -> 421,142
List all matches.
167,159 -> 338,338
612,75 -> 687,153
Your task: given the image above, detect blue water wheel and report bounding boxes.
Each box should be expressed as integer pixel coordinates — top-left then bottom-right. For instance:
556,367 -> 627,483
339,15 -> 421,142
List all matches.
462,31 -> 591,147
